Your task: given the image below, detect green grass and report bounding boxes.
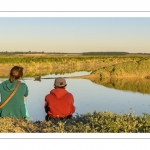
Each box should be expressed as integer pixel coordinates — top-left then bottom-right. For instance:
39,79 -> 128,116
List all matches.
92,58 -> 150,79
0,111 -> 150,133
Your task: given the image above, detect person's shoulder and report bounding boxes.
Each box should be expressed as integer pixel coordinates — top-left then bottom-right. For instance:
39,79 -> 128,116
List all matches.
45,93 -> 51,99
0,79 -> 8,85
45,89 -> 54,97
0,79 -> 9,90
20,81 -> 28,87
20,81 -> 26,85
66,91 -> 74,97
1,79 -> 9,83
65,89 -> 72,94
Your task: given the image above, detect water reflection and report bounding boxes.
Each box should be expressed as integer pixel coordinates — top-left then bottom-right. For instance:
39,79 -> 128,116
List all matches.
87,77 -> 150,94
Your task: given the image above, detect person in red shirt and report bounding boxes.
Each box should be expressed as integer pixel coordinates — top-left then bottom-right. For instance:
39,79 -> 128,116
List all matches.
44,77 -> 76,120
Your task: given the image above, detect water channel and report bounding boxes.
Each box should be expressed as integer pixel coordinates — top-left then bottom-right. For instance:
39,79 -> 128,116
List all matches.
1,71 -> 150,122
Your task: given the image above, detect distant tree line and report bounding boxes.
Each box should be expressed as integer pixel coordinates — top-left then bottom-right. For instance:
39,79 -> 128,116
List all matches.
0,51 -> 80,55
130,53 -> 150,55
0,51 -> 44,55
0,51 -> 150,56
83,52 -> 129,55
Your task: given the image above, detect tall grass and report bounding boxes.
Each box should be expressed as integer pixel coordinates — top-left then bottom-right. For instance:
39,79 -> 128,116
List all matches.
92,58 -> 150,79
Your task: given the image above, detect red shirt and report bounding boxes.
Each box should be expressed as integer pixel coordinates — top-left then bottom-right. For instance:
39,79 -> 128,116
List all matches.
45,88 -> 76,118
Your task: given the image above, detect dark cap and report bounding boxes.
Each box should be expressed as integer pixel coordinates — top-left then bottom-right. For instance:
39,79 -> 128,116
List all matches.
54,77 -> 67,87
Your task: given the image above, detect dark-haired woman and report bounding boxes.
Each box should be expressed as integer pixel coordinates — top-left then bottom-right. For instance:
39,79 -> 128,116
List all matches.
0,66 -> 29,119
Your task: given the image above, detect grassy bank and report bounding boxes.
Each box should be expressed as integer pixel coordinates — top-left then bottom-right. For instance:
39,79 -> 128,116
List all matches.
91,58 -> 150,79
0,55 -> 142,78
0,111 -> 150,133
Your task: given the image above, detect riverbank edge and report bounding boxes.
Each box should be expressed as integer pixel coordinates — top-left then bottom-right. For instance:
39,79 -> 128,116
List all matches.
0,110 -> 150,133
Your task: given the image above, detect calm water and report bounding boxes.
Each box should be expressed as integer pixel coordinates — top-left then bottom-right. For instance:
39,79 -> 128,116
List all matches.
1,71 -> 150,121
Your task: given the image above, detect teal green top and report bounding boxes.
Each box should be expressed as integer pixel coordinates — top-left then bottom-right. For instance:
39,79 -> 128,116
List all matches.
0,79 -> 28,118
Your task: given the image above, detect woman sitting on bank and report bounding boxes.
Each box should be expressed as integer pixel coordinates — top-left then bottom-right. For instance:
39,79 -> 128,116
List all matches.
0,66 -> 29,119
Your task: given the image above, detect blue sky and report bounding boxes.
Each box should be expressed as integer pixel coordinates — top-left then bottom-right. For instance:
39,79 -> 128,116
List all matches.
0,17 -> 150,53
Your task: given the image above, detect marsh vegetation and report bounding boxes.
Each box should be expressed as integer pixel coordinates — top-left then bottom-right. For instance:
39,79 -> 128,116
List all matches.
0,54 -> 146,78
1,54 -> 150,132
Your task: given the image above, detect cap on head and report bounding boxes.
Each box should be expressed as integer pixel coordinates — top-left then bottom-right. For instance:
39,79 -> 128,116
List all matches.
54,77 -> 67,87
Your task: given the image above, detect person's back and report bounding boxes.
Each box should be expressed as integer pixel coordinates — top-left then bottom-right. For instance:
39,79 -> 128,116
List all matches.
0,66 -> 28,119
45,77 -> 76,120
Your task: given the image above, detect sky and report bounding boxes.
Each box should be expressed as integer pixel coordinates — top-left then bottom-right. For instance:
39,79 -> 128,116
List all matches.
0,17 -> 150,53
